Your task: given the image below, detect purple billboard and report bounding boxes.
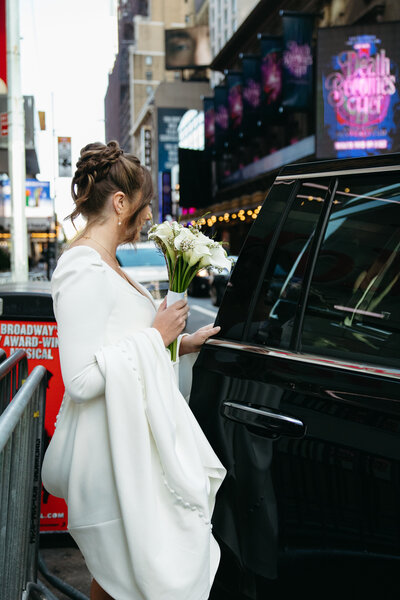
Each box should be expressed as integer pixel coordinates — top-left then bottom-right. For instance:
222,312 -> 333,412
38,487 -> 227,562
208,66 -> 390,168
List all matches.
316,23 -> 400,159
226,71 -> 243,132
203,97 -> 215,151
260,35 -> 282,115
214,85 -> 229,152
241,54 -> 262,134
281,13 -> 314,110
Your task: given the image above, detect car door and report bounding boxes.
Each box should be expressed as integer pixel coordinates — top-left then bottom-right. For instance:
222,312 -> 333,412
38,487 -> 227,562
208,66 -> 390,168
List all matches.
189,168 -> 400,600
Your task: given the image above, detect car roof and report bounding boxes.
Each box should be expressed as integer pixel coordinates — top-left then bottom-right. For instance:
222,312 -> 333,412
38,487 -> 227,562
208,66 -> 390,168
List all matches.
278,151 -> 400,180
117,242 -> 157,251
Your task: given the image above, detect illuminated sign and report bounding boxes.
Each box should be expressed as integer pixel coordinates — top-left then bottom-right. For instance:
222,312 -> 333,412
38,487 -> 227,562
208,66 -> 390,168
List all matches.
316,23 -> 400,159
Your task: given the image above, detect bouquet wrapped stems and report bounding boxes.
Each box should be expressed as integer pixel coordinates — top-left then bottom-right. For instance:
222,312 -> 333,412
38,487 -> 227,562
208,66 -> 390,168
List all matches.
166,258 -> 196,361
149,220 -> 232,361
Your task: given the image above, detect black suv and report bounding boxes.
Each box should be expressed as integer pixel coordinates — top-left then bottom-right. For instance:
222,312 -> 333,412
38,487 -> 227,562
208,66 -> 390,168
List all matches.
189,153 -> 400,600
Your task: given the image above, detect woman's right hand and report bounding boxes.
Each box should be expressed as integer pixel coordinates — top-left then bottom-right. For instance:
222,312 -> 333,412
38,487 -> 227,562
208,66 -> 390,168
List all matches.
152,298 -> 189,347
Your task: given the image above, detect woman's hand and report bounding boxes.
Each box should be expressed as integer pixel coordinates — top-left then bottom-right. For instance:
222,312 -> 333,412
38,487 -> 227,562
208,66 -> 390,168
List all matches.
152,298 -> 190,347
179,323 -> 221,356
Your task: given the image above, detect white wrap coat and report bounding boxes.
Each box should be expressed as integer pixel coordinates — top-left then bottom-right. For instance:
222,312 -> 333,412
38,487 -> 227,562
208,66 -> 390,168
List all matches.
41,246 -> 226,600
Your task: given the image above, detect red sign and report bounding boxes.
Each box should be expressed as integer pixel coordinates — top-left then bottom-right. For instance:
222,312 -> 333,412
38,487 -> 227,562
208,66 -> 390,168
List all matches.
0,112 -> 8,137
0,320 -> 68,532
0,0 -> 6,92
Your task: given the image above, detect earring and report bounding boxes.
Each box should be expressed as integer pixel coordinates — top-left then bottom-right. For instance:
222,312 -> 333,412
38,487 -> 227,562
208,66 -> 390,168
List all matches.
118,212 -> 122,226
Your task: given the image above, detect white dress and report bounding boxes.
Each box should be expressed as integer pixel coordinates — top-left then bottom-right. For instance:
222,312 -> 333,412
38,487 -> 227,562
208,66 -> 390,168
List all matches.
41,246 -> 226,600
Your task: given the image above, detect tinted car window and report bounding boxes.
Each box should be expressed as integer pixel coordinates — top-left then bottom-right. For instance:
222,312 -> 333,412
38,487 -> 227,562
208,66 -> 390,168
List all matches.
217,180 -> 297,340
301,174 -> 400,368
245,179 -> 330,348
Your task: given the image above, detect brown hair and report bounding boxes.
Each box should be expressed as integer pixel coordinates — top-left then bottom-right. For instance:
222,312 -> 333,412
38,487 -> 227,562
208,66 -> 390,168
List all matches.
69,140 -> 153,242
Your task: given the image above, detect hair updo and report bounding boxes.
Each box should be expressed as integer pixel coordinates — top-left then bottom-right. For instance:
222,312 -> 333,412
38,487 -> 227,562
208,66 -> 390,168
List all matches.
69,140 -> 153,241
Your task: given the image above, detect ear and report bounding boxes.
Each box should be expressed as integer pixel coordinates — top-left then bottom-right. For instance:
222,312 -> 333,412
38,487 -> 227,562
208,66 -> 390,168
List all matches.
112,191 -> 125,215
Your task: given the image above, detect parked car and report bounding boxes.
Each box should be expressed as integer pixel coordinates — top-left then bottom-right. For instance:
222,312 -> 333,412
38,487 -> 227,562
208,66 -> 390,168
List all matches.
209,256 -> 238,306
116,242 -> 169,305
189,153 -> 400,600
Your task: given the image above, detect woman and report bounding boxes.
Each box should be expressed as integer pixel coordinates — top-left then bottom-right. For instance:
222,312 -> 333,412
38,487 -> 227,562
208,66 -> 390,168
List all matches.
41,141 -> 226,600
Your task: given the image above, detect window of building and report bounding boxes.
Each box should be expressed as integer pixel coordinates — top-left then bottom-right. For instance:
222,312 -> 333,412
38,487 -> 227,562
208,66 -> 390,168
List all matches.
145,56 -> 152,66
146,85 -> 153,96
145,71 -> 152,80
123,23 -> 133,41
301,174 -> 400,368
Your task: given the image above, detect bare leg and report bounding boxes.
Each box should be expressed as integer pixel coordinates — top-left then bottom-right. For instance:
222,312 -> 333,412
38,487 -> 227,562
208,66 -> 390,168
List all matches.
90,578 -> 114,600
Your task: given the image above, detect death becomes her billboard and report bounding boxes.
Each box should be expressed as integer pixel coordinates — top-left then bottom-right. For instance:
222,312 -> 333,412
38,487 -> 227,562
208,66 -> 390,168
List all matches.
316,22 -> 400,159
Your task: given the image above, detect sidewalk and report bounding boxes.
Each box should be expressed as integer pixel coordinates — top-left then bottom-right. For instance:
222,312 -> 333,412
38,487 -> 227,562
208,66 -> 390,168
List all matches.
39,534 -> 91,599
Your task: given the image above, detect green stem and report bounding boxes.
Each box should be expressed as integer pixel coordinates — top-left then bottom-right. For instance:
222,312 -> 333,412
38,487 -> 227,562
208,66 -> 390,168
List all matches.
168,338 -> 178,362
166,258 -> 200,362
182,266 -> 198,290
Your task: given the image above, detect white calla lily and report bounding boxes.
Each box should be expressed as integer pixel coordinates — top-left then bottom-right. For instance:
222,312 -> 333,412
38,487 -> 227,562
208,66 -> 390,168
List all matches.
202,243 -> 231,271
148,221 -> 176,262
173,228 -> 196,252
148,219 -> 229,360
186,243 -> 211,268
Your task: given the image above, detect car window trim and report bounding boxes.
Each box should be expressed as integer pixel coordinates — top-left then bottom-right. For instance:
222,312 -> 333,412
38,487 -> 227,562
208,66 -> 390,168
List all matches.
276,165 -> 400,181
291,177 -> 339,351
241,179 -> 301,341
205,338 -> 400,381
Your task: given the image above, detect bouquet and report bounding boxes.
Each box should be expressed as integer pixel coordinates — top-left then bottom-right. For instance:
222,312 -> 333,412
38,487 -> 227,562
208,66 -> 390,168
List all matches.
148,220 -> 232,360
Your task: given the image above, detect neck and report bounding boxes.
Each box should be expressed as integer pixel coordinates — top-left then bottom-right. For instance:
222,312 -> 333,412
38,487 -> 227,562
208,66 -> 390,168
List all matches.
83,223 -> 121,256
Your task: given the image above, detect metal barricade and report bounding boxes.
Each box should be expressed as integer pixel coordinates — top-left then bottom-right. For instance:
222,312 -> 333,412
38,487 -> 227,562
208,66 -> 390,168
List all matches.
0,349 -> 29,416
0,352 -> 47,600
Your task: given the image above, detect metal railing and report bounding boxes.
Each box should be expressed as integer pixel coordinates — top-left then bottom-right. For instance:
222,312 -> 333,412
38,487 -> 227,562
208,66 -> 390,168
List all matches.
0,351 -> 47,600
0,349 -> 29,416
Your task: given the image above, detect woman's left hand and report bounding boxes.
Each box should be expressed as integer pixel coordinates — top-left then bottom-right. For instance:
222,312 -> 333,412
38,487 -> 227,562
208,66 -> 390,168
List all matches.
179,323 -> 221,356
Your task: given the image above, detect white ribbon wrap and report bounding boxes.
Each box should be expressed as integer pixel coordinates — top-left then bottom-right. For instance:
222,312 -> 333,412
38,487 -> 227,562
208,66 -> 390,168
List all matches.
167,290 -> 186,307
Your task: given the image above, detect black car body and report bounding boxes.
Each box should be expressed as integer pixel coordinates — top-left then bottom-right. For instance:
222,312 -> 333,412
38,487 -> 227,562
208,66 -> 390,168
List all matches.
189,153 -> 400,600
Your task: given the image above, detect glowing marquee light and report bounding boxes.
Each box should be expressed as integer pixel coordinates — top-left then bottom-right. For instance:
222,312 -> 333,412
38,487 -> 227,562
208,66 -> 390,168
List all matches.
317,26 -> 400,159
325,47 -> 396,126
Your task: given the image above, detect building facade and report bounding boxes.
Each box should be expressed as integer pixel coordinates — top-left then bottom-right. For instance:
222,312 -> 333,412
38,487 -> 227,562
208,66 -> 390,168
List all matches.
178,0 -> 400,255
105,0 -> 215,223
105,0 -> 149,151
105,0 -> 199,152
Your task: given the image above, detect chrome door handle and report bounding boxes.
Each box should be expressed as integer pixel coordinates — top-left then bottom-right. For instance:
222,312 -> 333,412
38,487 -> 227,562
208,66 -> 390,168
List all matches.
223,401 -> 306,439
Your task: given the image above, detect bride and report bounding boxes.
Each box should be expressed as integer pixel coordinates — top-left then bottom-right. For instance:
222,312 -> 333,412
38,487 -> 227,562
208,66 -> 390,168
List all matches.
41,140 -> 226,600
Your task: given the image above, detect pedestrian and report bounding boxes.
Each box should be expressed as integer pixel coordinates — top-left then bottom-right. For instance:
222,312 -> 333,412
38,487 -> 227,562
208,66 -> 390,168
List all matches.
41,140 -> 226,600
